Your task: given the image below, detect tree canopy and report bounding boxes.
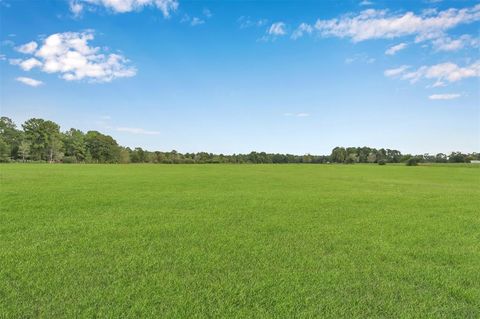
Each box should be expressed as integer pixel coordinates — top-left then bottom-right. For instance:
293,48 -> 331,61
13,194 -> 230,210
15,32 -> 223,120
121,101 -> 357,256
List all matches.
0,117 -> 478,164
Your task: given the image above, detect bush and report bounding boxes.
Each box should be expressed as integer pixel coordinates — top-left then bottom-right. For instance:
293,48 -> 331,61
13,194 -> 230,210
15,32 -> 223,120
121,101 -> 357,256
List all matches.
378,159 -> 386,165
345,157 -> 355,164
62,156 -> 78,164
406,158 -> 418,166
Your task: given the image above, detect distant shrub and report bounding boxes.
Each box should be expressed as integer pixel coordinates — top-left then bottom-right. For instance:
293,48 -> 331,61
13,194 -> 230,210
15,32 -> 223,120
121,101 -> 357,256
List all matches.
406,158 -> 418,166
345,157 -> 355,164
62,156 -> 77,164
378,159 -> 386,165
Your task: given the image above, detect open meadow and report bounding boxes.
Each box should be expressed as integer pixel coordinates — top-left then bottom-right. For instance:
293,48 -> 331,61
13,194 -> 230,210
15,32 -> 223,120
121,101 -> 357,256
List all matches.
1,164 -> 479,318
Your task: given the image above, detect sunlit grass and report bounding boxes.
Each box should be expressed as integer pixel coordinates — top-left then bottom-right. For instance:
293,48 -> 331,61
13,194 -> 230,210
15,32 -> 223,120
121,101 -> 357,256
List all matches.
1,164 -> 479,317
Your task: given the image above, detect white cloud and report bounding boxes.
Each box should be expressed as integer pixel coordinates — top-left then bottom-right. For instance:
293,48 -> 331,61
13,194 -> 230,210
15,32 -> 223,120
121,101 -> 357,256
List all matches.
314,4 -> 480,43
15,41 -> 38,54
69,0 -> 83,17
0,54 -> 6,61
238,16 -> 268,29
69,1 -> 83,16
431,34 -> 480,52
291,23 -> 313,40
181,14 -> 205,26
359,0 -> 373,6
296,112 -> 310,117
384,65 -> 410,77
116,127 -> 160,135
190,17 -> 205,26
345,54 -> 375,64
73,0 -> 178,17
385,60 -> 480,85
202,8 -> 212,18
428,93 -> 461,100
10,57 -> 42,71
268,22 -> 286,36
16,77 -> 44,87
385,42 -> 407,55
12,31 -> 136,83
284,112 -> 310,117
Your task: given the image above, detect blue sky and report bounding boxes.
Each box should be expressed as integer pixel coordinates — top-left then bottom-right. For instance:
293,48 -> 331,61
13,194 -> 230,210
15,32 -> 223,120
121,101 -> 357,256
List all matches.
1,0 -> 479,155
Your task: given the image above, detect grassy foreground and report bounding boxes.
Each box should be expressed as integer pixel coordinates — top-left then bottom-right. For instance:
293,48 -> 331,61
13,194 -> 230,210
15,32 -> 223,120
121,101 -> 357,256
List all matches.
1,164 -> 479,318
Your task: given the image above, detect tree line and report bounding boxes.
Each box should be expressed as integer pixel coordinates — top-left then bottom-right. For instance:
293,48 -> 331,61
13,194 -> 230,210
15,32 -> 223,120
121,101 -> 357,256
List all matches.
0,117 -> 478,164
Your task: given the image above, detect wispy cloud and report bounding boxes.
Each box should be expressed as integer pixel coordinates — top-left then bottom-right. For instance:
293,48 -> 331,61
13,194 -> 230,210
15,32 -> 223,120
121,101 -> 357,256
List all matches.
237,16 -> 268,29
385,60 -> 480,86
431,34 -> 480,52
284,112 -> 310,117
384,65 -> 410,77
116,127 -> 160,135
292,23 -> 313,40
345,54 -> 375,64
202,8 -> 212,18
16,77 -> 44,87
428,93 -> 461,100
70,0 -> 178,17
69,0 -> 83,17
385,42 -> 407,55
268,22 -> 287,36
313,4 -> 480,43
181,8 -> 211,27
359,0 -> 373,6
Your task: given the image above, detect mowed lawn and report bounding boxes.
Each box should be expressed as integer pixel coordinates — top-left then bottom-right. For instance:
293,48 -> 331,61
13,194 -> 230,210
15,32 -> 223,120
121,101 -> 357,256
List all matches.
1,164 -> 479,318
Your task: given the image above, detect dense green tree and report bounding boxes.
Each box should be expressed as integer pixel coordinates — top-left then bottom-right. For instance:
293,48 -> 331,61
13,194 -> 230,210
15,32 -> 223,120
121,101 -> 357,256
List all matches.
1,117 -> 479,165
84,131 -> 120,163
18,140 -> 30,162
22,118 -> 63,162
0,136 -> 10,162
331,147 -> 347,163
0,117 -> 22,159
448,152 -> 466,163
63,128 -> 87,162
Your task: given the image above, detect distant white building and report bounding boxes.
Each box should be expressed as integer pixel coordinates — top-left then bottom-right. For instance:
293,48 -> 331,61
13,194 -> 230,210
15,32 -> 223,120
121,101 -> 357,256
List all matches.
471,160 -> 480,164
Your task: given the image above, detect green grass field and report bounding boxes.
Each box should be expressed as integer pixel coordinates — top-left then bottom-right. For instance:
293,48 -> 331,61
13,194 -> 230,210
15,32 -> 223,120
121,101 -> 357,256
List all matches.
1,164 -> 479,318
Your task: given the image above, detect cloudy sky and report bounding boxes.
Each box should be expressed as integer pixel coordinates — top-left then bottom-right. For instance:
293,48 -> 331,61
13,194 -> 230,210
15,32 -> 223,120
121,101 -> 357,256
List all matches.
0,0 -> 479,154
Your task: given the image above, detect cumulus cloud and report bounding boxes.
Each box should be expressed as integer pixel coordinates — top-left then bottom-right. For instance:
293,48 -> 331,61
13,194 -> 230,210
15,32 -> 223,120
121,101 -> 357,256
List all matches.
15,41 -> 38,54
10,57 -> 42,71
72,0 -> 178,17
292,23 -> 313,40
385,60 -> 480,85
313,4 -> 480,42
16,77 -> 44,87
11,31 -> 136,83
268,22 -> 287,36
385,42 -> 407,55
428,93 -> 461,100
116,127 -> 160,135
